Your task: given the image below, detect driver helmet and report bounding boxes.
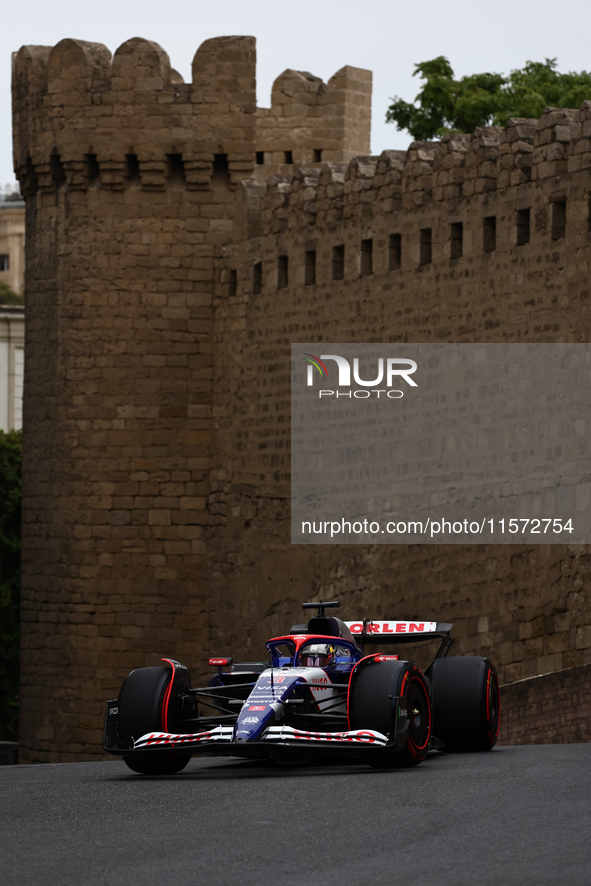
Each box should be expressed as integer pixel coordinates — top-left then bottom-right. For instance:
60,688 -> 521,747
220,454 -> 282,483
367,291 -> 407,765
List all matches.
300,643 -> 335,668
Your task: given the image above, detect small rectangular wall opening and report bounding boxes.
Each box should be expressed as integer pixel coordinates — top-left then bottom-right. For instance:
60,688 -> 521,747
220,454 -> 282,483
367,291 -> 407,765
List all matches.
212,154 -> 230,188
167,153 -> 186,184
389,234 -> 401,270
256,151 -> 265,165
0,254 -> 9,271
516,208 -> 531,245
278,255 -> 289,290
313,149 -> 322,163
450,222 -> 463,259
305,250 -> 316,286
332,245 -> 345,280
125,154 -> 140,183
360,238 -> 373,276
253,262 -> 262,295
50,152 -> 66,189
551,200 -> 566,240
483,216 -> 496,253
284,151 -> 294,165
228,269 -> 237,298
84,153 -> 100,185
419,228 -> 432,266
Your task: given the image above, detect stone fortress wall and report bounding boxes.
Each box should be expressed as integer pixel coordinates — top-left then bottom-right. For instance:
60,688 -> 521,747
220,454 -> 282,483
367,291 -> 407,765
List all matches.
12,35 -> 591,761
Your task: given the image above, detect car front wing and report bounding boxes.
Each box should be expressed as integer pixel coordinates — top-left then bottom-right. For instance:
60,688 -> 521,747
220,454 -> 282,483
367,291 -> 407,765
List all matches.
129,725 -> 389,754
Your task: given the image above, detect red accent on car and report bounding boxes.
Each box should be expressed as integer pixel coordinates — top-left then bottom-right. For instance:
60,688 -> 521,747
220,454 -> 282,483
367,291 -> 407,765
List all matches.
375,655 -> 399,662
406,674 -> 431,751
160,658 -> 176,733
209,658 -> 231,666
248,705 -> 266,711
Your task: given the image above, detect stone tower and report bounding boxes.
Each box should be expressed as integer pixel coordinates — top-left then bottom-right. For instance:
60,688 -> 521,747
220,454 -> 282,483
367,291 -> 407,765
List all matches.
12,35 -> 371,761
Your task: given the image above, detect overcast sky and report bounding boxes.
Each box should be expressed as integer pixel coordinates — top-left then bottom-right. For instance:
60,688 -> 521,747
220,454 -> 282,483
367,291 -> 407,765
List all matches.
2,0 -> 590,189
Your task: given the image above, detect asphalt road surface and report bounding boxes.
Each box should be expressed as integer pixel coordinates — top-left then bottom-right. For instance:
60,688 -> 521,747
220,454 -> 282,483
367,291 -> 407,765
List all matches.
1,745 -> 590,886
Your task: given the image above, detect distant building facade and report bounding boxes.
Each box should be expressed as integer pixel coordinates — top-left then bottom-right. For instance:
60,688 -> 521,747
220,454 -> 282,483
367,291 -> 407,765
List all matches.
0,196 -> 25,431
0,198 -> 25,295
0,306 -> 24,431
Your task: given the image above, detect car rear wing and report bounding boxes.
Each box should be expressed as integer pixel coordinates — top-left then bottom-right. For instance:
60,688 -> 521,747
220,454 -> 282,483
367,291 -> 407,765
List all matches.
344,620 -> 454,659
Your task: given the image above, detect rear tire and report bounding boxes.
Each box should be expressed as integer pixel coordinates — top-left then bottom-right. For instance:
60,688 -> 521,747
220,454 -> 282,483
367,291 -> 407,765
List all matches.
349,660 -> 431,767
118,666 -> 191,775
430,656 -> 500,751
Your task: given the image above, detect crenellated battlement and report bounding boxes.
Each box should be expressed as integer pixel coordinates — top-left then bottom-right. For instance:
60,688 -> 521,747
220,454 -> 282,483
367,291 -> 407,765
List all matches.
13,36 -> 258,192
255,65 -> 371,174
230,102 -> 591,237
13,36 -> 371,195
220,98 -> 591,332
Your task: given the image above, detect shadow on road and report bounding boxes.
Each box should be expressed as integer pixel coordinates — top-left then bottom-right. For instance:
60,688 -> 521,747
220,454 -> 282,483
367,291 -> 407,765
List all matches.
108,751 -> 443,781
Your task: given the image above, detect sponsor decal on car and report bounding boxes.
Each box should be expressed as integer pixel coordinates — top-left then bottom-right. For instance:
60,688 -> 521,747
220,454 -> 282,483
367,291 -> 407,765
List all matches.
133,726 -> 234,749
374,655 -> 399,662
345,621 -> 437,634
242,717 -> 259,724
248,705 -> 266,711
263,726 -> 388,746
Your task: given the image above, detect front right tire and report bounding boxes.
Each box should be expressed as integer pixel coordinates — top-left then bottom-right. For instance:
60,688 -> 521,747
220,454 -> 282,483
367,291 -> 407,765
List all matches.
118,666 -> 191,775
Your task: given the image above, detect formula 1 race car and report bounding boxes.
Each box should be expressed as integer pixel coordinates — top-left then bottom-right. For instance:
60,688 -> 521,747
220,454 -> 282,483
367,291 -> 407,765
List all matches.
103,601 -> 500,774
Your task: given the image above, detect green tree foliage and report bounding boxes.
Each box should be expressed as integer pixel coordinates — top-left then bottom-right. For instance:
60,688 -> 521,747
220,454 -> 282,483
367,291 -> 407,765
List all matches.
0,430 -> 22,741
0,283 -> 24,306
386,57 -> 591,141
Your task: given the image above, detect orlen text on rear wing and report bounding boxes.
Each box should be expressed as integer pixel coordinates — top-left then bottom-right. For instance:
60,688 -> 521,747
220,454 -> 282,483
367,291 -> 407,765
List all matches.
345,620 -> 454,659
